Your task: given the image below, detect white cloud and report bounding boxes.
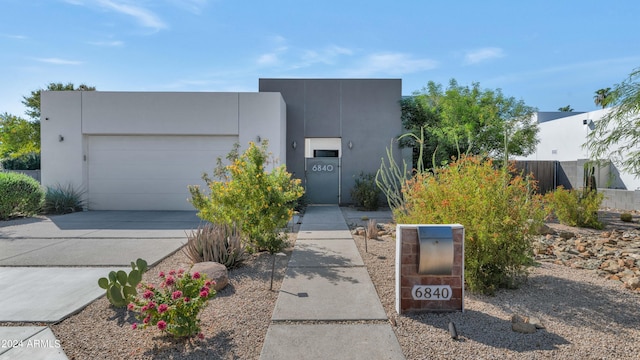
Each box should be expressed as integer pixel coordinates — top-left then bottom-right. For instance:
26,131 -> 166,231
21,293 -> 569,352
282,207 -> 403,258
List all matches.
347,52 -> 438,77
257,53 -> 279,66
464,47 -> 505,65
1,34 -> 27,40
88,40 -> 124,47
35,57 -> 84,65
96,0 -> 167,30
165,0 -> 209,14
301,45 -> 353,66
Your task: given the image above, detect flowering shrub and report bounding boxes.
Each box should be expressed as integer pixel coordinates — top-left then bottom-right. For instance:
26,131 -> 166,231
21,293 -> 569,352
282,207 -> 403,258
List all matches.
130,269 -> 216,338
189,141 -> 304,253
544,186 -> 603,229
397,156 -> 545,294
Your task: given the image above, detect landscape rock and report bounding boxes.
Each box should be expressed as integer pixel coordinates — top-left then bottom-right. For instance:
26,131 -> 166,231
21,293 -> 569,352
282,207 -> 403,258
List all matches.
559,231 -> 575,240
512,322 -> 537,334
534,225 -> 640,291
625,277 -> 640,290
190,261 -> 229,291
510,313 -> 540,333
528,317 -> 546,329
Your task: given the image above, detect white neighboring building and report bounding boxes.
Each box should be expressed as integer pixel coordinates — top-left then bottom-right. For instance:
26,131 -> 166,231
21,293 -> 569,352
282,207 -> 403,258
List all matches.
516,109 -> 640,210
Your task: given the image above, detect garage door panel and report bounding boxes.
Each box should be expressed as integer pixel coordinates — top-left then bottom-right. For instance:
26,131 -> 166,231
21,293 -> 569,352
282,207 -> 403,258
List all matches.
88,135 -> 236,210
88,179 -> 208,195
88,193 -> 198,211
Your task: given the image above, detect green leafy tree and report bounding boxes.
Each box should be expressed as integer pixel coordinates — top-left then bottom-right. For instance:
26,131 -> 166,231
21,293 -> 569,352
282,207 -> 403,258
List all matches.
0,113 -> 40,159
558,105 -> 574,112
400,79 -> 538,169
585,68 -> 640,176
22,82 -> 95,120
189,141 -> 304,253
593,87 -> 612,109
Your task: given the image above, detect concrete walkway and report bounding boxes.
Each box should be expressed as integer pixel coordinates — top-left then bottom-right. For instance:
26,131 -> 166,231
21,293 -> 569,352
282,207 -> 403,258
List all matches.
0,211 -> 202,360
259,205 -> 405,360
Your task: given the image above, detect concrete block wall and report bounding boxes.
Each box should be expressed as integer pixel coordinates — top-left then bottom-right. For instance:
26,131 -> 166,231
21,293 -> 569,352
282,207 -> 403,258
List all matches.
599,189 -> 640,211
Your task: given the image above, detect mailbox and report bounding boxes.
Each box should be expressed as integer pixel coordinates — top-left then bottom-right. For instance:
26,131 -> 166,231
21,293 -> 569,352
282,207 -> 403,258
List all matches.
396,224 -> 464,314
417,226 -> 454,275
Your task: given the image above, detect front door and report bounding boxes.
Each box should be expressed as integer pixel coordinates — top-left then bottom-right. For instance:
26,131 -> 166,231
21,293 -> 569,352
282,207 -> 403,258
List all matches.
305,157 -> 340,204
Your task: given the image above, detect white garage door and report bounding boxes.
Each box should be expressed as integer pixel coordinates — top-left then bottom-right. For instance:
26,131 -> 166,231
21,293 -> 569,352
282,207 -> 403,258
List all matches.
87,135 -> 237,210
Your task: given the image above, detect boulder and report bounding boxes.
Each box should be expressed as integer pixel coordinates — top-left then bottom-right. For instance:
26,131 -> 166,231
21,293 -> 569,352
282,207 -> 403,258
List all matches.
190,262 -> 229,291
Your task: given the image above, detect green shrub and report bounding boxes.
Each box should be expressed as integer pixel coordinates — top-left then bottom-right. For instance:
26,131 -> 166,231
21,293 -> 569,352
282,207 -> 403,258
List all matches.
184,223 -> 247,268
43,184 -> 85,214
621,213 -> 633,222
545,187 -> 604,229
1,152 -> 40,170
189,141 -> 304,253
397,156 -> 545,295
351,172 -> 381,210
0,172 -> 44,220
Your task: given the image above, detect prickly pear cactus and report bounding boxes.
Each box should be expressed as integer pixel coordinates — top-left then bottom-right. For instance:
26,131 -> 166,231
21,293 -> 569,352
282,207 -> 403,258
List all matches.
98,258 -> 148,307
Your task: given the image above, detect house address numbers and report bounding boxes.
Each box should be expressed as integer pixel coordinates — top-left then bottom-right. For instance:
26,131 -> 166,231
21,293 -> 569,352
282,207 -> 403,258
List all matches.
310,163 -> 335,172
411,285 -> 452,301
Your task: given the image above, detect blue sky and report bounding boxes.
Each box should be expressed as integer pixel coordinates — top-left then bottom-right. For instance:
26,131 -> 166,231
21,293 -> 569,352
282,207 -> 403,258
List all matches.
2,0 -> 640,118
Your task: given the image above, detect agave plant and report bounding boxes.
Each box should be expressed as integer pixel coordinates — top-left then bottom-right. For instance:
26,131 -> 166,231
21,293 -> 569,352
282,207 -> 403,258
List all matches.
184,223 -> 247,269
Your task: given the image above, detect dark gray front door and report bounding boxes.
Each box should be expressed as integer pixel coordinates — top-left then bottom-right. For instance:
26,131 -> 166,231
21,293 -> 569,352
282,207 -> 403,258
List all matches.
305,158 -> 340,204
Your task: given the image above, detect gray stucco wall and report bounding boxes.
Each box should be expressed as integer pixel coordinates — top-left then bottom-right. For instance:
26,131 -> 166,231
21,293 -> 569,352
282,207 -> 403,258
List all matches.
259,78 -> 403,205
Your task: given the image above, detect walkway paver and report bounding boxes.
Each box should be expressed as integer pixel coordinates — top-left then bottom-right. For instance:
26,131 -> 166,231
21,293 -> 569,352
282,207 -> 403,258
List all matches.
0,327 -> 68,360
260,205 -> 405,359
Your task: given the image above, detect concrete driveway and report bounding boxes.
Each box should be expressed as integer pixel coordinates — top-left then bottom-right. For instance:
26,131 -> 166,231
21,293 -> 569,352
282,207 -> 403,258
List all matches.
0,211 -> 203,266
0,211 -> 203,359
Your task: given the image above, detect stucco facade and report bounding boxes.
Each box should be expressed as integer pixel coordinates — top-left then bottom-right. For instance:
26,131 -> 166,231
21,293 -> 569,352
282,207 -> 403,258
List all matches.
259,78 -> 405,204
41,91 -> 286,210
41,79 -> 404,210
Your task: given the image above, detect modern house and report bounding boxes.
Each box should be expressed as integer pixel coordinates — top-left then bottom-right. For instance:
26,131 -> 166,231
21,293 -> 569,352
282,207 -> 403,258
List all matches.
516,109 -> 640,210
40,79 -> 406,210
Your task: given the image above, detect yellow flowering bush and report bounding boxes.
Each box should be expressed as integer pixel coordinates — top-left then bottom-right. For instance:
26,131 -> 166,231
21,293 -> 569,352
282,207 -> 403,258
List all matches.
397,156 -> 545,294
189,141 -> 304,253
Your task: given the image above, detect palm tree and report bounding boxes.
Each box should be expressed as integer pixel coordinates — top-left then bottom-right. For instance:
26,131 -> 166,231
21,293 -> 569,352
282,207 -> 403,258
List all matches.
558,105 -> 573,112
594,88 -> 611,109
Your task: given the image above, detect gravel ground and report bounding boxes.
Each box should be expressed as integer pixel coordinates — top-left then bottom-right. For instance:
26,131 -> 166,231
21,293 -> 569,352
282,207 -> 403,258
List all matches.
49,231 -> 297,360
351,216 -> 640,360
8,210 -> 640,359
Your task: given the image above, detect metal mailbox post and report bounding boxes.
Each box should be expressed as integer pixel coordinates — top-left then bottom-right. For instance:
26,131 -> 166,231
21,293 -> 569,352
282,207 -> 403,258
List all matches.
396,224 -> 464,314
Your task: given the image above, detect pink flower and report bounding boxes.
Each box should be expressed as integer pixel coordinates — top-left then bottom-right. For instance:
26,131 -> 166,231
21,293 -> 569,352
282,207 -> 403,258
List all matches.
158,304 -> 168,313
147,302 -> 156,310
172,290 -> 183,300
127,303 -> 135,311
200,289 -> 209,298
143,316 -> 150,324
158,271 -> 165,278
164,276 -> 175,286
157,320 -> 167,330
205,280 -> 215,288
177,269 -> 185,275
141,305 -> 148,312
192,272 -> 201,279
142,290 -> 153,299
131,323 -> 137,330
197,332 -> 204,340
184,297 -> 190,303
169,270 -> 177,276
